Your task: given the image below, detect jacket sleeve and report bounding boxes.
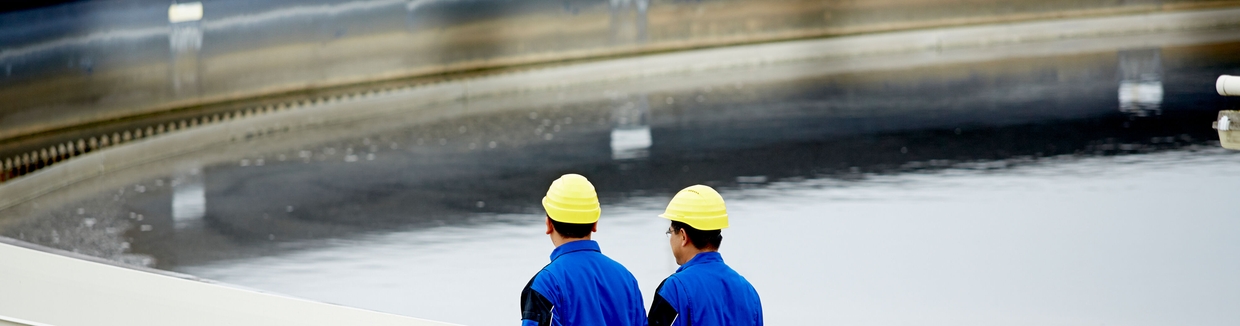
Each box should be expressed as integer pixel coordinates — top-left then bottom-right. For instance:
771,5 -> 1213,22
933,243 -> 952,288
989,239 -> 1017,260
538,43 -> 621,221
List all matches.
648,278 -> 679,326
754,289 -> 763,326
521,273 -> 554,326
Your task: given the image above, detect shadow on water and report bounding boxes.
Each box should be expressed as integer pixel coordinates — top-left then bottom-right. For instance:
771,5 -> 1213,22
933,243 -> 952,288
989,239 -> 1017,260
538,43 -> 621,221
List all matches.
3,41 -> 1240,269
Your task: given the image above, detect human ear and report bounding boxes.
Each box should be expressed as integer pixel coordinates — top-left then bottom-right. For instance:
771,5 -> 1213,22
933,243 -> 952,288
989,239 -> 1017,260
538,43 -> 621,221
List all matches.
591,222 -> 598,233
545,217 -> 554,235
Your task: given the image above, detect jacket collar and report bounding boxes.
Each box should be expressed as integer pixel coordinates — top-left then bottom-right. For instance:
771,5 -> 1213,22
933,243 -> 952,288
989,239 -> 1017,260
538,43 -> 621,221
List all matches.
550,239 -> 601,261
676,251 -> 723,273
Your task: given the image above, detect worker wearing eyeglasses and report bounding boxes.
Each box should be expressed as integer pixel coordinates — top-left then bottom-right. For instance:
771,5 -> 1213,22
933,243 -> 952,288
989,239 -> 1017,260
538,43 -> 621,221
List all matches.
520,174 -> 646,326
649,185 -> 763,326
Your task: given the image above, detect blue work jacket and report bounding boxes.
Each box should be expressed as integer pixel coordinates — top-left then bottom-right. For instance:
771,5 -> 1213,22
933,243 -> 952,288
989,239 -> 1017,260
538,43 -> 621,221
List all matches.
520,240 -> 647,326
648,252 -> 762,326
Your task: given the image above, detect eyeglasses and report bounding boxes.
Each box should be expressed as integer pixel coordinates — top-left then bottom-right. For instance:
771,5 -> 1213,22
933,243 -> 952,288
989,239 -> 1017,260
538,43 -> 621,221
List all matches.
665,228 -> 675,238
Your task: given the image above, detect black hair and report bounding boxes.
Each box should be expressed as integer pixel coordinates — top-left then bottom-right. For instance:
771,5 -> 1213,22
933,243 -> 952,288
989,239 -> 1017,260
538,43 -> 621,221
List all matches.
670,221 -> 722,249
549,216 -> 595,238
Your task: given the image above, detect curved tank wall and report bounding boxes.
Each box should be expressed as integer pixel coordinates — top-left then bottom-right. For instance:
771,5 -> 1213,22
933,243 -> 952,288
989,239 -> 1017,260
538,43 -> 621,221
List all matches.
2,0 -> 1239,144
3,27 -> 1240,324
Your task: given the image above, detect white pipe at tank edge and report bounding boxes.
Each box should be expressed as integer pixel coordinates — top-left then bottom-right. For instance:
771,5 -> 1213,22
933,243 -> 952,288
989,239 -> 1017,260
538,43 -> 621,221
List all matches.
1217,75 -> 1240,96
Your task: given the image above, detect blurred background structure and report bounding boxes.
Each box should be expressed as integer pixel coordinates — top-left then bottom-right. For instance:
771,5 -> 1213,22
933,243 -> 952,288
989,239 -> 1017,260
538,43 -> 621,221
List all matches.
2,1 -> 1240,325
5,0 -> 1240,147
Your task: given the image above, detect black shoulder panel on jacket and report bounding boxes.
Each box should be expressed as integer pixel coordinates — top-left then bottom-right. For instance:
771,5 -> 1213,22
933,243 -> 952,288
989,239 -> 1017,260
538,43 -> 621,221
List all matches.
648,278 -> 679,326
521,275 -> 554,325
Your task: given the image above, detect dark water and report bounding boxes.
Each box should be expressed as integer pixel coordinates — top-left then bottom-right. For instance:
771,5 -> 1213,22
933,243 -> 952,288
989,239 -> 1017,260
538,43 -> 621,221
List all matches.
3,41 -> 1240,325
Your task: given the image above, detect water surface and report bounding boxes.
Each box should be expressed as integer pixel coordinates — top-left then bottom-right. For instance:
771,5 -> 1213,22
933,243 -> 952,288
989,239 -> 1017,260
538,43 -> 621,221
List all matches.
3,40 -> 1240,325
181,149 -> 1240,326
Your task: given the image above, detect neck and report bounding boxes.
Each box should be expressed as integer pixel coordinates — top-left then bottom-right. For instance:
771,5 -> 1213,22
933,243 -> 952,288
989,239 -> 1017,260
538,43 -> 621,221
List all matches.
552,235 -> 591,247
676,247 -> 718,265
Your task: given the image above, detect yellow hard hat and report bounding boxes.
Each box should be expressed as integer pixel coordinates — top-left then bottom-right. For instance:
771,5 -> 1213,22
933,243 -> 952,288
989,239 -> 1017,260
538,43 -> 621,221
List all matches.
542,174 -> 601,224
659,185 -> 729,230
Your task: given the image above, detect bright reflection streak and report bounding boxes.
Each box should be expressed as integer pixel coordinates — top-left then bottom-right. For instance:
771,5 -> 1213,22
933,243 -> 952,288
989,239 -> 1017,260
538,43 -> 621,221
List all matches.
611,127 -> 652,160
172,167 -> 205,230
1117,48 -> 1163,117
610,93 -> 652,160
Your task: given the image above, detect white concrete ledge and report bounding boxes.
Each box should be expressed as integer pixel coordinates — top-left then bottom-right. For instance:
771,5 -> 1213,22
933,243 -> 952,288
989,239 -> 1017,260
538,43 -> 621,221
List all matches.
0,238 -> 458,326
0,315 -> 49,326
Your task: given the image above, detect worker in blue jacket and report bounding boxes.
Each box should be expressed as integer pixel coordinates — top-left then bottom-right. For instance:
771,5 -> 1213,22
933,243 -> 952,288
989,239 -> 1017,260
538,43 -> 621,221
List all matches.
648,185 -> 763,326
520,174 -> 647,326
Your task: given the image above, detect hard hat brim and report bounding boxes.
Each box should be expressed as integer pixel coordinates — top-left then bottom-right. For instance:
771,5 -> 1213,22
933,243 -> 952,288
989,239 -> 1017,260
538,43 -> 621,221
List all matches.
658,213 -> 728,230
544,196 -> 600,224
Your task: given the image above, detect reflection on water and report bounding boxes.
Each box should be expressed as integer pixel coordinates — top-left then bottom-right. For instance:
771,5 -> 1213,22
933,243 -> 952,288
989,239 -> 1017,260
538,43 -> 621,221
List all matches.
3,41 -> 1240,325
1118,48 -> 1163,117
610,92 -> 652,160
171,166 -> 205,229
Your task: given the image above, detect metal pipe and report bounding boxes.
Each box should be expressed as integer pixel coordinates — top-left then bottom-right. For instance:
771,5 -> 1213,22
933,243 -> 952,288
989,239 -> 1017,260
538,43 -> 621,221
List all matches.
1217,75 -> 1240,96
